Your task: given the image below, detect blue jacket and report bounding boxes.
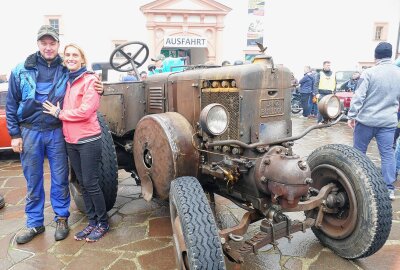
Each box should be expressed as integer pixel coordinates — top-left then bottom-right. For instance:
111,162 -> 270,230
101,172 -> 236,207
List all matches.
298,73 -> 314,94
6,52 -> 69,138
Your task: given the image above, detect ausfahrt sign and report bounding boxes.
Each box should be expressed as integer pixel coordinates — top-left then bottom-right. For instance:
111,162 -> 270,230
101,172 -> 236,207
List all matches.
164,36 -> 207,48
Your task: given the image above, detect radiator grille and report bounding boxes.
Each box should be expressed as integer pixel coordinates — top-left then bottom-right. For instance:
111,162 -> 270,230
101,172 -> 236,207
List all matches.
148,87 -> 164,112
201,90 -> 240,140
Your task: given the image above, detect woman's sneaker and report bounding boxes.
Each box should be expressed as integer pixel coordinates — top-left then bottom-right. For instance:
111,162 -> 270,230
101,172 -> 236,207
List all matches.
74,223 -> 97,241
85,223 -> 109,242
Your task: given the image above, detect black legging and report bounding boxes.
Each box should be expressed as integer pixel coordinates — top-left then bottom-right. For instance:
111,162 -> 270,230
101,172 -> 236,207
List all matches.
67,139 -> 107,223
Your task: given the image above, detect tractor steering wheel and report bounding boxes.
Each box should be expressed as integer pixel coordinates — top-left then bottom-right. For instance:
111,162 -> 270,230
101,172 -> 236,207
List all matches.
109,41 -> 149,74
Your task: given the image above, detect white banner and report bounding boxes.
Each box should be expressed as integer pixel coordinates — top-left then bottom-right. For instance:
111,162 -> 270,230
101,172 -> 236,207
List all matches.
164,36 -> 207,48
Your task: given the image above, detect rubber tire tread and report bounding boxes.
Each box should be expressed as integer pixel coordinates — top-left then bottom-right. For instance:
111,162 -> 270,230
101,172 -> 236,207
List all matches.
69,113 -> 118,212
307,144 -> 392,259
170,176 -> 226,270
97,113 -> 118,211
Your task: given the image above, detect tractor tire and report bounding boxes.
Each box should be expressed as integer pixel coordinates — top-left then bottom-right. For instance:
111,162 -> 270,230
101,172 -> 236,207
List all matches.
170,176 -> 225,270
306,144 -> 392,259
69,113 -> 118,212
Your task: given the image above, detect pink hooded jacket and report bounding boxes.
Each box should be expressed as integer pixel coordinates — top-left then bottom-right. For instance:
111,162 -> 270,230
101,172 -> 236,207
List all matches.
59,72 -> 101,144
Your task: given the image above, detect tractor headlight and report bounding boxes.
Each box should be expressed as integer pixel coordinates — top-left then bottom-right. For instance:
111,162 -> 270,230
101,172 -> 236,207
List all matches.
200,103 -> 229,136
318,94 -> 341,120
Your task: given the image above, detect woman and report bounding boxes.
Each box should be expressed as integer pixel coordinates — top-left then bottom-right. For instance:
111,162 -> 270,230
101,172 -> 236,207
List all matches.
43,44 -> 109,242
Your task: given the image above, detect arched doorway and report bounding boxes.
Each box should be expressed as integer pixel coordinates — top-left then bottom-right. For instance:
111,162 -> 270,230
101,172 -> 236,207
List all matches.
140,0 -> 231,65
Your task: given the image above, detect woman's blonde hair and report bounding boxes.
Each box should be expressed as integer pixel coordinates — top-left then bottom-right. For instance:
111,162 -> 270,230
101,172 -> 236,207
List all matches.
63,43 -> 88,67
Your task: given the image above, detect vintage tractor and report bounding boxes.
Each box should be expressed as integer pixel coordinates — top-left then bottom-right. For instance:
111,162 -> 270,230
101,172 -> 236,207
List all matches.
70,41 -> 392,269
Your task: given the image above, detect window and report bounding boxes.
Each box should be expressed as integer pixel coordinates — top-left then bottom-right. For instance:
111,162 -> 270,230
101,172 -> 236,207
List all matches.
373,23 -> 388,41
44,16 -> 62,34
375,26 -> 383,40
49,19 -> 59,32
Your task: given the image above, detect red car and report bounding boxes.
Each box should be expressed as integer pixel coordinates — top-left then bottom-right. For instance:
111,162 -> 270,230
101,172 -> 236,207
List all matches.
334,71 -> 358,120
0,83 -> 12,151
335,90 -> 353,120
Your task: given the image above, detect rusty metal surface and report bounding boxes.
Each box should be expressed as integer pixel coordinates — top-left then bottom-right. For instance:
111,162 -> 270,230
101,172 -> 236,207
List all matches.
283,183 -> 336,212
99,82 -> 145,136
144,62 -> 293,146
201,89 -> 240,140
219,211 -> 263,241
309,164 -> 358,239
224,218 -> 315,264
167,71 -> 202,128
133,112 -> 199,200
253,146 -> 311,208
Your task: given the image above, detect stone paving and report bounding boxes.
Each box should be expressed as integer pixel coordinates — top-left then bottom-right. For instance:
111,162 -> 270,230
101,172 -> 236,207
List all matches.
0,116 -> 399,270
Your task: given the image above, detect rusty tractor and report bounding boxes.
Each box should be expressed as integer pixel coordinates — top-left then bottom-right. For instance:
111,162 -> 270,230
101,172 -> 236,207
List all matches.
69,41 -> 392,269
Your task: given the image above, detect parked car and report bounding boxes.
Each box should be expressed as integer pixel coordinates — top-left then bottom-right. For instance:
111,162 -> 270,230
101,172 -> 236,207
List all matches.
0,83 -> 12,151
335,90 -> 353,120
334,71 -> 357,120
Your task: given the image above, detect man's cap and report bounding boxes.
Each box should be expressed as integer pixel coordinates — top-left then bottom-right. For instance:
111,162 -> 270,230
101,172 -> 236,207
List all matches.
151,54 -> 165,62
374,42 -> 392,59
37,25 -> 59,42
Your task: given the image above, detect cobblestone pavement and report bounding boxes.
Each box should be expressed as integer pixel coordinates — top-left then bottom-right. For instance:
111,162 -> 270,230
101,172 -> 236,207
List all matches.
0,115 -> 399,270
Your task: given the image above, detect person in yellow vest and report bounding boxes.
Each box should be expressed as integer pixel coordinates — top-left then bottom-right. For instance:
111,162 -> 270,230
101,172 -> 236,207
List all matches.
314,61 -> 336,123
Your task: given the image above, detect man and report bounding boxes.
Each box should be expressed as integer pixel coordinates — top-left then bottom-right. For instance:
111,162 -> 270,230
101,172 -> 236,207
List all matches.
314,61 -> 336,123
347,42 -> 400,200
121,70 -> 138,81
6,25 -> 103,244
151,53 -> 166,74
139,71 -> 147,80
344,71 -> 360,92
150,53 -> 185,74
298,66 -> 314,118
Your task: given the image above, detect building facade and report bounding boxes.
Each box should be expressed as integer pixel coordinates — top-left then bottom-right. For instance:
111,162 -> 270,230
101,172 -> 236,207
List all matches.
0,0 -> 399,79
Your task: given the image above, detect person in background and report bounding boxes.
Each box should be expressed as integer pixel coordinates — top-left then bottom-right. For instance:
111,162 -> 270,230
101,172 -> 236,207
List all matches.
140,71 -> 147,80
347,42 -> 400,200
121,70 -> 138,81
314,61 -> 336,123
298,66 -> 314,118
6,25 -> 103,245
342,71 -> 360,92
221,60 -> 231,66
43,44 -> 109,242
151,53 -> 185,73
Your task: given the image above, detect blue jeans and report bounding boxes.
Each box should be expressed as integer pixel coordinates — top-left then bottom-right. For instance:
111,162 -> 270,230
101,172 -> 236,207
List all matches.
395,137 -> 400,175
353,122 -> 396,191
20,128 -> 70,228
300,93 -> 312,117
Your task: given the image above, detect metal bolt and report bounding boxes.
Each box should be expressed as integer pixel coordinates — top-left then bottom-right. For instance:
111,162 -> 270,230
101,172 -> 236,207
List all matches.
263,158 -> 271,165
298,160 -> 308,170
222,146 -> 230,153
304,177 -> 313,184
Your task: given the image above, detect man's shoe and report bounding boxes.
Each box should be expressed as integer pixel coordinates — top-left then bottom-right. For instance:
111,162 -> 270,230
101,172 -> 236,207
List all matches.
389,190 -> 395,201
55,218 -> 69,241
86,222 -> 109,242
16,226 -> 45,244
0,195 -> 4,209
